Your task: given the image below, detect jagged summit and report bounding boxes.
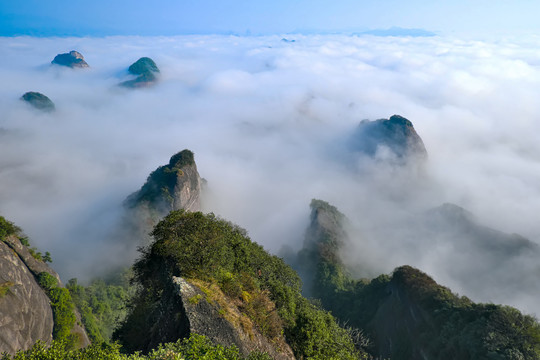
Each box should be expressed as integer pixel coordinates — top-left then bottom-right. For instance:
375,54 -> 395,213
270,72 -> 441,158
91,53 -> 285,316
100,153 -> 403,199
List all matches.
350,114 -> 427,162
121,57 -> 160,88
20,92 -> 55,112
125,149 -> 201,214
51,50 -> 89,68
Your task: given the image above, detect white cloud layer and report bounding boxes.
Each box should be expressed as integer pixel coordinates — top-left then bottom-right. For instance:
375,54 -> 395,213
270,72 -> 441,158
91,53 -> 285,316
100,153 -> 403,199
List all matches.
2,34 -> 540,315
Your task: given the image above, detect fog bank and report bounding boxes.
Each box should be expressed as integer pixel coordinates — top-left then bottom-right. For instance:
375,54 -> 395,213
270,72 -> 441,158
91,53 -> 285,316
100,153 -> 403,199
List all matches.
1,34 -> 540,315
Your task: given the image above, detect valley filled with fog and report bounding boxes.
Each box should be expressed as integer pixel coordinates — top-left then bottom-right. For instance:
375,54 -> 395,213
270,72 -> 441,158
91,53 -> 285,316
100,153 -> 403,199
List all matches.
2,34 -> 540,316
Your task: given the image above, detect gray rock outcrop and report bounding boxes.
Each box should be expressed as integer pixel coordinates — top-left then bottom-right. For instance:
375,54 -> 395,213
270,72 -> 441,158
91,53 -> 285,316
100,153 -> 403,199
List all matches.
20,92 -> 55,112
0,233 -> 90,354
51,51 -> 89,68
124,150 -> 202,238
0,239 -> 54,354
172,277 -> 295,359
2,236 -> 60,285
123,274 -> 295,358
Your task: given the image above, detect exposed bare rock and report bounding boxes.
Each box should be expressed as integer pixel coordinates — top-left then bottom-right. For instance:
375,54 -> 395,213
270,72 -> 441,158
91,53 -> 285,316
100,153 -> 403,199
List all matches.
51,51 -> 89,68
172,277 -> 295,359
123,150 -> 202,241
118,274 -> 295,358
0,232 -> 90,353
0,240 -> 53,354
2,235 -> 60,284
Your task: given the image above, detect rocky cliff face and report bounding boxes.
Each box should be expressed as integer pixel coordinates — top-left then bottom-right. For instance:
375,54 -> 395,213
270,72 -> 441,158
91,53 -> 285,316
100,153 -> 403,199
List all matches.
123,150 -> 202,240
125,149 -> 202,214
118,275 -> 294,358
172,277 -> 295,359
0,238 -> 53,354
0,231 -> 90,354
349,114 -> 427,163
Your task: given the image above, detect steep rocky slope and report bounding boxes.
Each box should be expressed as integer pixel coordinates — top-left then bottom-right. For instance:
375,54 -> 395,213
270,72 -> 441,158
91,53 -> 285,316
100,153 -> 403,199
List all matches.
0,238 -> 53,354
122,149 -> 202,242
125,149 -> 202,215
0,218 -> 90,354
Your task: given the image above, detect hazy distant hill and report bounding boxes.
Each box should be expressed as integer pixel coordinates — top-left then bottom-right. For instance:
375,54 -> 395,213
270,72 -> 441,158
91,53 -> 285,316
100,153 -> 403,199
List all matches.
292,199 -> 540,359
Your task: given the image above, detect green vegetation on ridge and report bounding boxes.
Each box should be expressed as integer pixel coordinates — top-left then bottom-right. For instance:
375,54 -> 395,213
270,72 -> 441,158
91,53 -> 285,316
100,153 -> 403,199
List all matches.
116,210 -> 365,359
125,149 -> 195,211
128,57 -> 160,76
0,216 -> 20,239
1,334 -> 269,360
67,273 -> 133,344
301,199 -> 540,359
35,271 -> 79,349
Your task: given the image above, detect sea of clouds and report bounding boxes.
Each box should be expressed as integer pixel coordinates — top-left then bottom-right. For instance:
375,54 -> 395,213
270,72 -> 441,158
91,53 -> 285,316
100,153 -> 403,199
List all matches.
1,34 -> 540,315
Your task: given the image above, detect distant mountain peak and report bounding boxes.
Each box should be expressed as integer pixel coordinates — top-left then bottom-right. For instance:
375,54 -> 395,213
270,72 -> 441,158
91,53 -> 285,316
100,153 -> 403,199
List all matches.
350,114 -> 427,163
121,57 -> 160,88
51,50 -> 89,68
20,92 -> 55,112
356,27 -> 436,37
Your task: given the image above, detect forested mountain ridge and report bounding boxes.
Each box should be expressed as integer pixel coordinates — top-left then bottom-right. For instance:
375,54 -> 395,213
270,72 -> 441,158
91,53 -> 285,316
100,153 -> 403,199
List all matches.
296,199 -> 540,359
115,210 -> 366,359
2,117 -> 540,359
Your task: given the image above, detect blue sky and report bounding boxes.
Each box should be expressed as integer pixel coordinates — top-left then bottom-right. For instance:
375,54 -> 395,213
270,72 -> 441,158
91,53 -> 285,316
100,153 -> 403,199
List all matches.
1,0 -> 539,37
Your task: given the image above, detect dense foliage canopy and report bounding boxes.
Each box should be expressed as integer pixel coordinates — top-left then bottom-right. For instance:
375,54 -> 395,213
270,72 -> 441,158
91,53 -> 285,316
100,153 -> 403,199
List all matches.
301,201 -> 540,359
67,274 -> 133,344
1,334 -> 269,360
116,210 -> 365,359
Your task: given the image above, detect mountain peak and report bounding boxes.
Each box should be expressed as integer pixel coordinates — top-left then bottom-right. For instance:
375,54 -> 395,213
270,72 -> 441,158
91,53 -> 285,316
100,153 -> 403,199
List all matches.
51,50 -> 89,68
20,92 -> 55,112
121,57 -> 160,88
351,114 -> 427,162
125,149 -> 202,217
